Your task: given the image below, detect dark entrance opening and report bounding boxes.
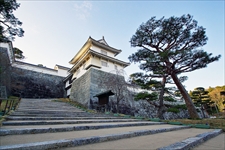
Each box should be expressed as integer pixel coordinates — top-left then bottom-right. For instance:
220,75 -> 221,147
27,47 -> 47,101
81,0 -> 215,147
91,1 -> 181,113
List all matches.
94,90 -> 114,112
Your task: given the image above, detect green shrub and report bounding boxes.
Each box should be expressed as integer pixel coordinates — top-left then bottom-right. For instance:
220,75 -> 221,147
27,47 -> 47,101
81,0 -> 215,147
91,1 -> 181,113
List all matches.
174,104 -> 187,110
149,118 -> 161,122
167,108 -> 179,113
164,96 -> 176,102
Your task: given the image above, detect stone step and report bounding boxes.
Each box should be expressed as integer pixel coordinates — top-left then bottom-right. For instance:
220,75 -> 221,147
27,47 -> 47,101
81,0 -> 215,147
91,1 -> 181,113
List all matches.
2,119 -> 144,126
12,111 -> 87,115
0,125 -> 190,149
12,109 -> 86,114
15,107 -> 75,110
0,121 -> 159,130
0,121 -> 165,136
63,129 -> 223,150
1,98 -> 223,150
193,133 -> 225,150
14,109 -> 85,112
10,111 -> 108,116
8,113 -> 111,117
5,116 -> 126,121
1,126 -> 222,150
158,129 -> 222,150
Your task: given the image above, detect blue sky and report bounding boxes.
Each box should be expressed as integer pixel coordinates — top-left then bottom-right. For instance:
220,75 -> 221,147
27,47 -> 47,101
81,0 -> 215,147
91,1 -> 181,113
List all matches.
13,0 -> 224,91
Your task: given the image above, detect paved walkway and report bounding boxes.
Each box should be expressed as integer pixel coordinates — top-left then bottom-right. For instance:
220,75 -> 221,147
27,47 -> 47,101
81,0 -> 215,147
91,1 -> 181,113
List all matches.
0,98 -> 224,150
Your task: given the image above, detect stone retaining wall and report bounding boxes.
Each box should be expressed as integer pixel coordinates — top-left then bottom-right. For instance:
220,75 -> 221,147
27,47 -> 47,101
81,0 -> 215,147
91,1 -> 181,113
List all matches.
69,68 -> 91,107
70,68 -> 129,109
69,68 -> 189,119
11,67 -> 65,98
0,47 -> 12,96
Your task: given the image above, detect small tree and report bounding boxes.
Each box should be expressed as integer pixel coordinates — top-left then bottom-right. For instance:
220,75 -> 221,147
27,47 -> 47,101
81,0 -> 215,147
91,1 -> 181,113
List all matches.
208,86 -> 225,112
190,87 -> 212,117
130,73 -> 167,119
130,73 -> 185,119
221,91 -> 225,108
0,0 -> 24,41
13,47 -> 24,59
129,14 -> 221,118
99,69 -> 129,113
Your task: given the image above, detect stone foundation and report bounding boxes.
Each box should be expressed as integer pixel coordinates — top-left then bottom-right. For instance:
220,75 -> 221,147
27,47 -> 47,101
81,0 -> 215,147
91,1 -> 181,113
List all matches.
11,67 -> 65,98
69,68 -> 189,119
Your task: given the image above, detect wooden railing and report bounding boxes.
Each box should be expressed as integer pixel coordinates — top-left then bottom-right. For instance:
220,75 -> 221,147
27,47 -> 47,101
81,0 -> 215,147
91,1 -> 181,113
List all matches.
0,97 -> 21,116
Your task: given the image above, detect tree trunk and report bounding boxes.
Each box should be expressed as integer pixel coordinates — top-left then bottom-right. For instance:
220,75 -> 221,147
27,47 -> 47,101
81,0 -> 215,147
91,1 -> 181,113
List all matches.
201,105 -> 205,118
171,73 -> 199,119
157,76 -> 166,119
158,106 -> 166,119
116,100 -> 119,113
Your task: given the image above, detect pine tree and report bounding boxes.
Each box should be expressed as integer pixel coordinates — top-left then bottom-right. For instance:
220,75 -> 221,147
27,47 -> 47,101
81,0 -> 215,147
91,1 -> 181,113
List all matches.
129,14 -> 221,118
190,87 -> 213,117
0,0 -> 24,41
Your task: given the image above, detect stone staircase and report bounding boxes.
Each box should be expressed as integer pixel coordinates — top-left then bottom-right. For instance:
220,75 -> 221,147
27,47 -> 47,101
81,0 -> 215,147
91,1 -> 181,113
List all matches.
0,98 -> 224,150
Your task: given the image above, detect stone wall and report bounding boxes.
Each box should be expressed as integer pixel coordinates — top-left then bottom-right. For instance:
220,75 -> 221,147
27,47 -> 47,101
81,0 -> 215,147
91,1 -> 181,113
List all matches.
69,68 -> 91,107
70,68 -> 190,119
11,67 -> 65,98
70,68 -> 130,109
0,47 -> 12,96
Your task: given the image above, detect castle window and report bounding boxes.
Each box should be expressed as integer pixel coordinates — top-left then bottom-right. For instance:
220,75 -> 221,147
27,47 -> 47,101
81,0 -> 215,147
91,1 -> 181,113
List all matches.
101,61 -> 108,67
101,50 -> 107,55
115,65 -> 117,70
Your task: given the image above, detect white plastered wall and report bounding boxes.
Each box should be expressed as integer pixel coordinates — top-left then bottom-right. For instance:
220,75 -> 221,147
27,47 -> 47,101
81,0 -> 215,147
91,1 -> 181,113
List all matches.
90,45 -> 115,57
12,62 -> 69,77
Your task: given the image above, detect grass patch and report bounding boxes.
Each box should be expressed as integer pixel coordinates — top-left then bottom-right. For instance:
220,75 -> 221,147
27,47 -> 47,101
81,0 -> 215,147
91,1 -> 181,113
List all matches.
166,118 -> 225,131
168,121 -> 183,125
52,98 -> 88,110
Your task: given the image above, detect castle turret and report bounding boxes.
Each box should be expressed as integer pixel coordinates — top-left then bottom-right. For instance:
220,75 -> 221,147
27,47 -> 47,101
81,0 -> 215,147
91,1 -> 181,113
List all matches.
67,36 -> 130,107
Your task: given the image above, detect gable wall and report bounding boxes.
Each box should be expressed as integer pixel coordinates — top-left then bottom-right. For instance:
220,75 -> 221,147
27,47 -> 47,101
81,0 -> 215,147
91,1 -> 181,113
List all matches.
90,45 -> 115,57
71,55 -> 125,80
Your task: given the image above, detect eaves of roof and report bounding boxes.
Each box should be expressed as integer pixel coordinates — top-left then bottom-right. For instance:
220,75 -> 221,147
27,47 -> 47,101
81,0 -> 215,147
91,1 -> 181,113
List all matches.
69,49 -> 130,73
69,37 -> 122,64
55,64 -> 70,70
69,38 -> 91,64
89,37 -> 122,56
89,49 -> 130,66
68,49 -> 91,73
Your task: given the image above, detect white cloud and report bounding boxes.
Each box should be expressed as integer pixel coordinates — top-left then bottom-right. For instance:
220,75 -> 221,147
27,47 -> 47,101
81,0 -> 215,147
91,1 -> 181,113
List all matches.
74,1 -> 92,20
